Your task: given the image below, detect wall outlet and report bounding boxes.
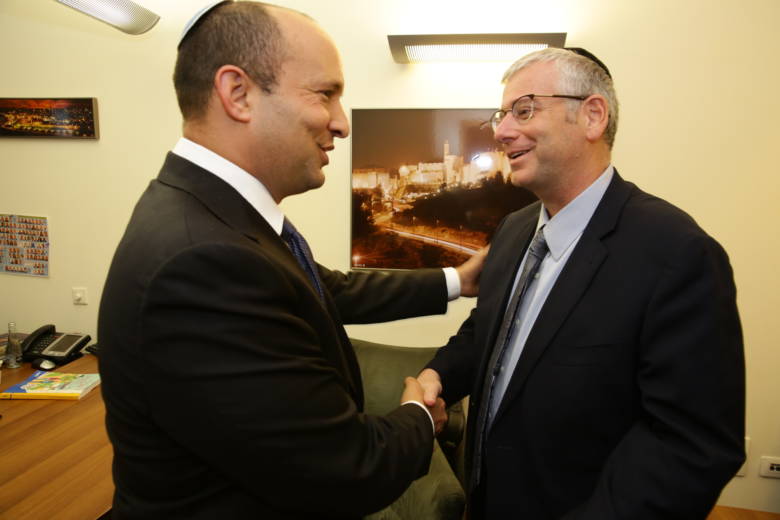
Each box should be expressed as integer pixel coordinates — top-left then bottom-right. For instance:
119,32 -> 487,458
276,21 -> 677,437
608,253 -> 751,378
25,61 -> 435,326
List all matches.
759,456 -> 780,478
72,287 -> 88,305
736,437 -> 750,477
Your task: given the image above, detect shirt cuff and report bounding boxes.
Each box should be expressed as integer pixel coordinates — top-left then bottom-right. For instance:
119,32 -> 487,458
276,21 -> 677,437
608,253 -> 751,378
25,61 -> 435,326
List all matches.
402,400 -> 435,436
442,267 -> 461,301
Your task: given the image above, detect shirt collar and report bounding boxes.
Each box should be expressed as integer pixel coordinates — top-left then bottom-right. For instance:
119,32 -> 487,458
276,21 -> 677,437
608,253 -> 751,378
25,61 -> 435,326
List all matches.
171,137 -> 285,236
537,165 -> 614,260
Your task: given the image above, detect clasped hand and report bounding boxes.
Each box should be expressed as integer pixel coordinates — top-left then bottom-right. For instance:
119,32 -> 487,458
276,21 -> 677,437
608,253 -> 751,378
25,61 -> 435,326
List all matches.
401,375 -> 448,435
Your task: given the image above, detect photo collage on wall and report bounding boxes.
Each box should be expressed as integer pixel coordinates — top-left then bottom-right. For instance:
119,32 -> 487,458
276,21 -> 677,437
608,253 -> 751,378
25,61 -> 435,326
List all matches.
0,214 -> 49,277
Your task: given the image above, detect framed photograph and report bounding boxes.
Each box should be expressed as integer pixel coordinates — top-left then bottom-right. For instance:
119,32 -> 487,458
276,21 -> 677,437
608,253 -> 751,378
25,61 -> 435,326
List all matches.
0,98 -> 98,139
351,108 -> 536,270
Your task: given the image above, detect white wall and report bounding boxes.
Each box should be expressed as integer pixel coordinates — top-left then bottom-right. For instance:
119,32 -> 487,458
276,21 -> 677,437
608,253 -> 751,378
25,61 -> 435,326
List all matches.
1,0 -> 778,512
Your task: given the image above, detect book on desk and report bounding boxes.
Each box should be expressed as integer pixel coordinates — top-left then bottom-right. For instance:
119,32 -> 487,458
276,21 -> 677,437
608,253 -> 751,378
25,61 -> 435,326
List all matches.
0,370 -> 100,400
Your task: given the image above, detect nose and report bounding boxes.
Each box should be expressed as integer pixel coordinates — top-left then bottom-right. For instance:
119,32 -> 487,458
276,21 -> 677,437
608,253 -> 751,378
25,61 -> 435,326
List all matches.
329,100 -> 350,139
492,114 -> 516,145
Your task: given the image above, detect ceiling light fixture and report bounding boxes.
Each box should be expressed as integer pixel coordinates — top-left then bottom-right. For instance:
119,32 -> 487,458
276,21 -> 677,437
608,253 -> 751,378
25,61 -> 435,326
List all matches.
388,33 -> 566,64
55,0 -> 160,35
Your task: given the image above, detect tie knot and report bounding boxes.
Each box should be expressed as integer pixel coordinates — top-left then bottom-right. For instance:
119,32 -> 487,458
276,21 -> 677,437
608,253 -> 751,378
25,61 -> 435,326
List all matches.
528,227 -> 548,259
281,218 -> 298,240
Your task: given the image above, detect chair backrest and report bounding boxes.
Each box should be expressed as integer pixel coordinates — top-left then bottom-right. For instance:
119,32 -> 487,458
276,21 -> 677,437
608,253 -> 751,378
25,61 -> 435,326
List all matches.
351,338 -> 438,415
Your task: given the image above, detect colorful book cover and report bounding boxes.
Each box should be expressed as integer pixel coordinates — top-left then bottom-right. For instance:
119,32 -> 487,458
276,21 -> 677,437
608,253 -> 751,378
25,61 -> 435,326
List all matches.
0,370 -> 100,400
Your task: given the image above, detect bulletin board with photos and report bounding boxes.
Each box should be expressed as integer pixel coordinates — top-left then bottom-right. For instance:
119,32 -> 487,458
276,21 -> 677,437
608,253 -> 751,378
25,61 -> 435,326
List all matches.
0,214 -> 49,277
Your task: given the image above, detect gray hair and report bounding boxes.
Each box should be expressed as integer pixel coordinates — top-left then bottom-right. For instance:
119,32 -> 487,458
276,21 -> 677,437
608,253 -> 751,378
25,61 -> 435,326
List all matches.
502,48 -> 619,148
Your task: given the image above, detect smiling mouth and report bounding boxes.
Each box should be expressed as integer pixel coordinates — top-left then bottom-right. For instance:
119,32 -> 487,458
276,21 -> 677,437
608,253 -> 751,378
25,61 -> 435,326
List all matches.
509,150 -> 530,160
319,146 -> 331,165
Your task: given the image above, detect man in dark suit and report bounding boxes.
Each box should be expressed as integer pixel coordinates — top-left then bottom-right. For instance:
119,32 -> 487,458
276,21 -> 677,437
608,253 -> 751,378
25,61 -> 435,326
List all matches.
98,2 -> 484,518
418,48 -> 745,519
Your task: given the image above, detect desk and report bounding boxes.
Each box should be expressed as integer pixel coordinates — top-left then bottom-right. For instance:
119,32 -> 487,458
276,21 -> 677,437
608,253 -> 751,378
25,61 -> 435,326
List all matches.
0,355 -> 113,519
2,356 -> 775,520
709,506 -> 780,519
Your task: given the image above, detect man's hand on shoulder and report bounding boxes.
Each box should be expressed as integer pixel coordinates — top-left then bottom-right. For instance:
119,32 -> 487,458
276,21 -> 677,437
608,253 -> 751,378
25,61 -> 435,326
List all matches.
456,245 -> 489,297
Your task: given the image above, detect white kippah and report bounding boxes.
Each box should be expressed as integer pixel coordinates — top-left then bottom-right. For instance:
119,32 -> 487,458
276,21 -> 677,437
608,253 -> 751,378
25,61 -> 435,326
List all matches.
178,0 -> 232,48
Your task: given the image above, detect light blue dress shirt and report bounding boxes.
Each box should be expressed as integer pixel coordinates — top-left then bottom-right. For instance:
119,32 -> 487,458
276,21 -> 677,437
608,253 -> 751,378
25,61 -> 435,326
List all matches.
488,166 -> 615,427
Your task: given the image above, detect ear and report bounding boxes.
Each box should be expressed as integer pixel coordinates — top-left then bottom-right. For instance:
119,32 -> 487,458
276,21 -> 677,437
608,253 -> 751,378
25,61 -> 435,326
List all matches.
581,94 -> 609,143
213,65 -> 253,123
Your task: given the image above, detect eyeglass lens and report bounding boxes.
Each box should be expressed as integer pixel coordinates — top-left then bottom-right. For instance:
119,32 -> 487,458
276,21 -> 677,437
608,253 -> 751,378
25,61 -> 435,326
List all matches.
490,96 -> 534,131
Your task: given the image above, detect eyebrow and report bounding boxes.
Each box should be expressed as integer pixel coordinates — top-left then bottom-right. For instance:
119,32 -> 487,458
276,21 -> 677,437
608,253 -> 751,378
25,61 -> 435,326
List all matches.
501,94 -> 528,111
320,79 -> 344,94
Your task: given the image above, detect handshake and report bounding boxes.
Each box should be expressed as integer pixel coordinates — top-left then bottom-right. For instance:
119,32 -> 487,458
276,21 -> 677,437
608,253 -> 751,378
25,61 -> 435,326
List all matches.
401,369 -> 447,435
396,246 -> 488,434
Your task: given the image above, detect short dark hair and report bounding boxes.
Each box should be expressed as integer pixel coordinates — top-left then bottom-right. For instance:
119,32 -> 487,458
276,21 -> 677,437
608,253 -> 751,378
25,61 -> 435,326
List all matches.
173,2 -> 286,121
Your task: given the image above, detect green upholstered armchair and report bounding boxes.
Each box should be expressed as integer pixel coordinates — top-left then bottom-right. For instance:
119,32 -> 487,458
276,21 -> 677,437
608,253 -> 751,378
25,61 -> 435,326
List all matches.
351,338 -> 466,520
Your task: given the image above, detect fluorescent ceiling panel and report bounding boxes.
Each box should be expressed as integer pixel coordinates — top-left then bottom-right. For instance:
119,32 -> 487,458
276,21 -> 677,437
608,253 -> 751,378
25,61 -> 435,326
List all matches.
388,33 -> 566,63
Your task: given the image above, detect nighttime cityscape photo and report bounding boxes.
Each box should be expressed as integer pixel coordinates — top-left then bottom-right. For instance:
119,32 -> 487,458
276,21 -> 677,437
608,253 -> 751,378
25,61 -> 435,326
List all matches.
351,108 -> 537,269
0,98 -> 98,139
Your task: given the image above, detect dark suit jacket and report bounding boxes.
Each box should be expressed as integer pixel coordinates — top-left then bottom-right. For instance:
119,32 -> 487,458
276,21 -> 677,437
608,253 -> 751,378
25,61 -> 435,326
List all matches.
428,172 -> 744,519
98,153 -> 448,519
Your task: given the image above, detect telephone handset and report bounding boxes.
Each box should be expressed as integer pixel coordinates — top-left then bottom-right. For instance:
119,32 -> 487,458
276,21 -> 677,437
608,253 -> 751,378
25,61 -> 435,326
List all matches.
21,324 -> 91,365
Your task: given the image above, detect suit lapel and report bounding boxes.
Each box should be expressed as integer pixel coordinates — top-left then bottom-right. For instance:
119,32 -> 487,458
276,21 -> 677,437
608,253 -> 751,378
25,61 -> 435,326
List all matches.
460,206 -> 539,426
156,153 -> 363,402
158,153 -> 326,305
479,209 -> 538,364
157,153 -> 277,243
492,172 -> 635,424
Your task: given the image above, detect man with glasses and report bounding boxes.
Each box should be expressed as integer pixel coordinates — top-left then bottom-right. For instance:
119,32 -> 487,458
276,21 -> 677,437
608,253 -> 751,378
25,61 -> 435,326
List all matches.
418,48 -> 744,519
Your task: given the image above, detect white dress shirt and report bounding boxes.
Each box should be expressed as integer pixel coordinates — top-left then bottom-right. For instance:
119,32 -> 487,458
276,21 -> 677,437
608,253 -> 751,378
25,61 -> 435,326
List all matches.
488,166 -> 614,426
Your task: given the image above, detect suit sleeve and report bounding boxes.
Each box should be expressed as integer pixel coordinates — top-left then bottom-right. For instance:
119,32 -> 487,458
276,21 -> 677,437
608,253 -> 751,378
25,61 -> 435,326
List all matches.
565,233 -> 745,519
319,266 -> 448,324
426,307 -> 483,405
139,243 -> 434,517
425,212 -> 519,405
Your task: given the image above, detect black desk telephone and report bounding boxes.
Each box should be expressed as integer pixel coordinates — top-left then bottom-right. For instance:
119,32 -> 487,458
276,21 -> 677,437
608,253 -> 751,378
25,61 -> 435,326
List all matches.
21,324 -> 91,366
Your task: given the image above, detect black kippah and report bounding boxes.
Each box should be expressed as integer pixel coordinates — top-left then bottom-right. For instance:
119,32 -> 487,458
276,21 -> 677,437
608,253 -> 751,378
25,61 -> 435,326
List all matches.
565,47 -> 612,79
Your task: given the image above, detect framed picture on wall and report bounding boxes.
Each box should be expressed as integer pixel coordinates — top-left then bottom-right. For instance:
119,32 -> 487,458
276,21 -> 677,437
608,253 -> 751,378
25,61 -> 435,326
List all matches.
0,98 -> 99,139
351,108 -> 537,270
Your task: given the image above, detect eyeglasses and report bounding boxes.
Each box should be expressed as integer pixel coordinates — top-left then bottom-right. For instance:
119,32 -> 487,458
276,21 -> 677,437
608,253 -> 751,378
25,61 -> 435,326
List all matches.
486,94 -> 588,132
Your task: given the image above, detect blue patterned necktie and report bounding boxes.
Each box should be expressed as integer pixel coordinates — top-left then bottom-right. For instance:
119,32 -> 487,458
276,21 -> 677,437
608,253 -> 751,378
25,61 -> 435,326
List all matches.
281,218 -> 325,300
472,226 -> 548,485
